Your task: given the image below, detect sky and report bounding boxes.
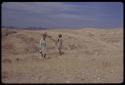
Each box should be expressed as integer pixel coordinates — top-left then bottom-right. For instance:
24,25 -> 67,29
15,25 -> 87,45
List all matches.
2,2 -> 123,29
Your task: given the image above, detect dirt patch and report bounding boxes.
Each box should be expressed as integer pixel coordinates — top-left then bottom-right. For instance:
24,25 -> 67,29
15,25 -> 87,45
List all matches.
2,58 -> 12,64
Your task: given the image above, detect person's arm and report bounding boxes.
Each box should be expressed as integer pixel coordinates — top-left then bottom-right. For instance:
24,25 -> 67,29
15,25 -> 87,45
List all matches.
61,39 -> 63,47
39,39 -> 42,48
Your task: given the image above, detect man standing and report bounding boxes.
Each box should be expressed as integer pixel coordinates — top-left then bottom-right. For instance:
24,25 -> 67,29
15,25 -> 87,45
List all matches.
39,33 -> 47,58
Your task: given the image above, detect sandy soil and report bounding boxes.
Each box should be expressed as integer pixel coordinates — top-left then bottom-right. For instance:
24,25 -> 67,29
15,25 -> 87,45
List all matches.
1,28 -> 123,83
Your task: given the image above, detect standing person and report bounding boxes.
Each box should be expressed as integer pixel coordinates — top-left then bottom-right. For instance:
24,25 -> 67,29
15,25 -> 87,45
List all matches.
56,34 -> 63,55
39,33 -> 47,58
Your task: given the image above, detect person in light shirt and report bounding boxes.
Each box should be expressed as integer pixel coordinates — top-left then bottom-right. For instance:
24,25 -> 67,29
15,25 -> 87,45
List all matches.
56,34 -> 63,55
39,33 -> 47,58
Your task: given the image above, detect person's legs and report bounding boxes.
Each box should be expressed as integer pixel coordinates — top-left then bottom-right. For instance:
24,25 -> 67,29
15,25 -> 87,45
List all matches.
58,48 -> 62,55
43,54 -> 46,58
43,48 -> 47,58
40,50 -> 43,57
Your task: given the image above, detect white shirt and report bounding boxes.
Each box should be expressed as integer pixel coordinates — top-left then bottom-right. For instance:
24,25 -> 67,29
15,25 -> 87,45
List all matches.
40,38 -> 46,49
57,38 -> 63,49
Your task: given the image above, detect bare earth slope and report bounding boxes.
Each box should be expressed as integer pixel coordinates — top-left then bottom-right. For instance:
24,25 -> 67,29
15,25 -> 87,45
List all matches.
2,28 -> 123,83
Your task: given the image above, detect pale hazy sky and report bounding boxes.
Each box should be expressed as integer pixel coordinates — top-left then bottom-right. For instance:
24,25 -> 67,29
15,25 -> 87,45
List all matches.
2,2 -> 123,29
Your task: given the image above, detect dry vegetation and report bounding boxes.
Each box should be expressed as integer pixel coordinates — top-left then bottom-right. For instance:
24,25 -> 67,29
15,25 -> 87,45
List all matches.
1,28 -> 123,83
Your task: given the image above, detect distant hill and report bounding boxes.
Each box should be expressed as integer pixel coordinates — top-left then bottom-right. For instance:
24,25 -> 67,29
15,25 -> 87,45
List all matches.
2,26 -> 49,30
